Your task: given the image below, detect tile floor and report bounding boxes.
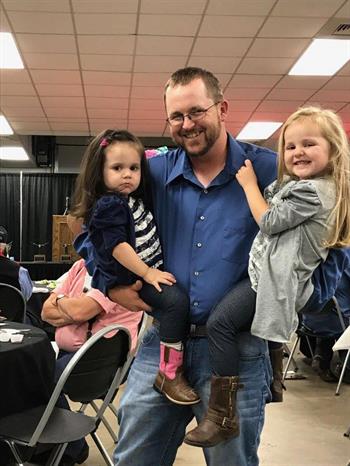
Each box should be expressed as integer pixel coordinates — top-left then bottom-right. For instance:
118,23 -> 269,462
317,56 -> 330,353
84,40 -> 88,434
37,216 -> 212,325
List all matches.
76,348 -> 350,466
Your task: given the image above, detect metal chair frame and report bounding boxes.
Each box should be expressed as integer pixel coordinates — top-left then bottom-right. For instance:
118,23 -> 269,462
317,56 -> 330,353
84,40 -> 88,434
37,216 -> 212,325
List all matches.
0,282 -> 26,322
0,323 -> 133,466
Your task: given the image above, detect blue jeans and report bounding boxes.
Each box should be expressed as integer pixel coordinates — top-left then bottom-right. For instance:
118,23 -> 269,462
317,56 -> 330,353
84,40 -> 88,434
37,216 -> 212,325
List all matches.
114,325 -> 272,466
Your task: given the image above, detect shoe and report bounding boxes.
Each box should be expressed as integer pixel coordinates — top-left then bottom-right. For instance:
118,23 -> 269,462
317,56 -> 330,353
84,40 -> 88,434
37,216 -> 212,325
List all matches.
154,369 -> 200,405
311,355 -> 322,373
184,376 -> 243,448
318,368 -> 338,383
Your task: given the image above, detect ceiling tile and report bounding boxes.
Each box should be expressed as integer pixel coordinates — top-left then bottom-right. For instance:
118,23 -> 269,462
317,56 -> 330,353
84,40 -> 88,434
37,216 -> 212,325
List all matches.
0,83 -> 36,96
206,0 -> 276,15
40,96 -> 85,108
311,89 -> 350,102
8,12 -> 74,33
0,69 -> 31,84
251,111 -> 291,121
271,0 -> 344,17
35,84 -> 83,96
227,100 -> 262,111
129,98 -> 164,110
266,88 -> 316,101
4,107 -> 45,117
134,55 -> 186,72
226,111 -> 252,122
84,85 -> 130,98
24,53 -> 79,70
275,76 -> 329,89
87,108 -> 128,118
30,70 -> 82,84
129,109 -> 165,119
0,6 -> 11,31
256,100 -> 305,112
139,14 -> 201,36
74,13 -> 136,34
80,54 -> 133,72
72,0 -> 138,13
323,77 -> 350,90
11,121 -> 51,133
305,100 -> 346,111
338,61 -> 350,76
132,72 -> 171,86
86,97 -> 129,109
247,38 -> 310,58
45,108 -> 87,118
188,56 -> 241,73
82,71 -> 131,86
136,36 -> 193,56
3,1 -> 70,11
89,119 -> 128,132
336,0 -> 350,16
227,74 -> 282,88
225,88 -> 270,100
192,38 -> 253,57
237,57 -> 295,74
1,96 -> 42,107
77,35 -> 135,55
258,17 -> 328,37
50,122 -> 89,131
199,16 -> 265,37
131,86 -> 165,99
16,34 -> 76,53
141,0 -> 206,14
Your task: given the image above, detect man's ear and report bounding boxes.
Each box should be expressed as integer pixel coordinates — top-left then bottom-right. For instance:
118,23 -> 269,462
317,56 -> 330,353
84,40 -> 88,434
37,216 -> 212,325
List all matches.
218,100 -> 228,122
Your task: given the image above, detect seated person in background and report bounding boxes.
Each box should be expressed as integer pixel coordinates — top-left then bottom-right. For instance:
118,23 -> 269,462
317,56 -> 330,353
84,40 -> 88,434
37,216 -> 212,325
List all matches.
302,250 -> 350,382
39,257 -> 142,466
0,225 -> 33,301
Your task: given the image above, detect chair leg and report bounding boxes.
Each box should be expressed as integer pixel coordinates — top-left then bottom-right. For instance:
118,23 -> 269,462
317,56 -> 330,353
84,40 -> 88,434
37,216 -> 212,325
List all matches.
4,440 -> 25,465
90,431 -> 114,466
282,337 -> 300,383
335,349 -> 350,396
90,400 -> 119,443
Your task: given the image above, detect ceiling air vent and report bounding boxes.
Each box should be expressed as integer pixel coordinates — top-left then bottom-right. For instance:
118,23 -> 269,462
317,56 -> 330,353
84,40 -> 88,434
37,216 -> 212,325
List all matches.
317,18 -> 350,38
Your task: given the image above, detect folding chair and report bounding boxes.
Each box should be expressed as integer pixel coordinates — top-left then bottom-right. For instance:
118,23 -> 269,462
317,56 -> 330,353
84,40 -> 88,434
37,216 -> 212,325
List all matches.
63,313 -> 149,464
282,297 -> 347,395
0,282 -> 26,322
0,323 -> 133,466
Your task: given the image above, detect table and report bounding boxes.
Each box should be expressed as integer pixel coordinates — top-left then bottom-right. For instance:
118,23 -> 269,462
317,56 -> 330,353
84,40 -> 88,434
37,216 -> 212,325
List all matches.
20,261 -> 73,280
0,321 -> 56,418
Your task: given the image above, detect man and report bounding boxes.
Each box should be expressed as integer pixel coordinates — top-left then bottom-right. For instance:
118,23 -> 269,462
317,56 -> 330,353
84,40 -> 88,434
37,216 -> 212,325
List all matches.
0,225 -> 33,301
103,67 -> 277,466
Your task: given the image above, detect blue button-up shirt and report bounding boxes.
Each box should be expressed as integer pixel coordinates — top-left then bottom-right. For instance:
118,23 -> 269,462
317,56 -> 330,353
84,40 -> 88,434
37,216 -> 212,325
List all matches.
148,134 -> 277,324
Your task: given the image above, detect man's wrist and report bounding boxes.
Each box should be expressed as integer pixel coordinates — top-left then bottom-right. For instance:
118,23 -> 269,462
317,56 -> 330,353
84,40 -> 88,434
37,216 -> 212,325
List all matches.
54,293 -> 66,306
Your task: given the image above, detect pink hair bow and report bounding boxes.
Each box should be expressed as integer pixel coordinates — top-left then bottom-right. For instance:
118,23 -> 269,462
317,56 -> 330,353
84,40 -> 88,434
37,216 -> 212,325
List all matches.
100,138 -> 109,147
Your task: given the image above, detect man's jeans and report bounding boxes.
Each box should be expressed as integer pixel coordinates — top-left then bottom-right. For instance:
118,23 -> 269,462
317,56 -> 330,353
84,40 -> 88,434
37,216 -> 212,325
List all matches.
114,325 -> 272,466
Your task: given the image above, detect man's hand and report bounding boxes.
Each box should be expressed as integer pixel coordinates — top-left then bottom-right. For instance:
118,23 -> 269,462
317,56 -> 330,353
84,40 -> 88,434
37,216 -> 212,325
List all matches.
236,159 -> 258,189
108,280 -> 151,313
143,268 -> 176,292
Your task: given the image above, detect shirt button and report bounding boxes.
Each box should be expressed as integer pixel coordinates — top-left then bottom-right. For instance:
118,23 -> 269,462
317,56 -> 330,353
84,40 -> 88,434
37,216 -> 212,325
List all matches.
197,242 -> 202,248
193,301 -> 199,306
203,189 -> 208,194
200,215 -> 205,221
194,271 -> 199,276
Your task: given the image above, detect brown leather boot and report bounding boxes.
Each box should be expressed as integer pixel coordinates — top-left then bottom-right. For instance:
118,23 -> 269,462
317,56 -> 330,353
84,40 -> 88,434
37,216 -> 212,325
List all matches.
269,346 -> 286,402
184,375 -> 243,448
153,345 -> 200,405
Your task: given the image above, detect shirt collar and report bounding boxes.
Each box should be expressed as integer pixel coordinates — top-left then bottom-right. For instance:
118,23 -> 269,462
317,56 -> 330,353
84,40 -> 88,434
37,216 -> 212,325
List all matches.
165,133 -> 248,187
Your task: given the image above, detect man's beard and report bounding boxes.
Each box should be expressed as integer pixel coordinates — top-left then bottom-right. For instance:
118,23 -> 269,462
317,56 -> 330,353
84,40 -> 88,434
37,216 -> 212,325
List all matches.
174,120 -> 221,158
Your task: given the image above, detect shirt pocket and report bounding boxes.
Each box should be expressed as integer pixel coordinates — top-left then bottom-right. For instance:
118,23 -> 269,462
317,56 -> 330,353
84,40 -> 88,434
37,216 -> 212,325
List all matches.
222,217 -> 258,264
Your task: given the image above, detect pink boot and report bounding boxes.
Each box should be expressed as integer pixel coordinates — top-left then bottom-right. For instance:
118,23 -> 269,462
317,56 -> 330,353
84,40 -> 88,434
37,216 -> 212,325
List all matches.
153,344 -> 200,405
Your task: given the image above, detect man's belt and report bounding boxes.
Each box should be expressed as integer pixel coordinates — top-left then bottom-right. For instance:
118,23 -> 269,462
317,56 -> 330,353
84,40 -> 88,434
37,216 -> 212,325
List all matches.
153,319 -> 207,338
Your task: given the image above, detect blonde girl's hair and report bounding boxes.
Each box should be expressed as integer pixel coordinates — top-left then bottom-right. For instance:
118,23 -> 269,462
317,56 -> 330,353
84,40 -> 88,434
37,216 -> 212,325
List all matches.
277,106 -> 350,248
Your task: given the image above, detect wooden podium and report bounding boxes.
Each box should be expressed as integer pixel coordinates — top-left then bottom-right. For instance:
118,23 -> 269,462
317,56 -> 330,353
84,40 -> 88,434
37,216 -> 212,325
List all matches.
52,215 -> 80,262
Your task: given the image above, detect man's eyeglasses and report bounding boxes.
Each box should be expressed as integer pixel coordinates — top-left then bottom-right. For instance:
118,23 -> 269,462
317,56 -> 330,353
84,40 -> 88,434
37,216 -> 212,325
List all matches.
166,101 -> 221,127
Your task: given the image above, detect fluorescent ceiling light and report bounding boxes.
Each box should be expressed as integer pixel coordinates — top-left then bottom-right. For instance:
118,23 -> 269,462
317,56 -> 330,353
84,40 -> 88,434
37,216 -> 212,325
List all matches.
289,38 -> 350,76
0,32 -> 24,69
0,146 -> 29,161
0,115 -> 13,135
237,122 -> 282,140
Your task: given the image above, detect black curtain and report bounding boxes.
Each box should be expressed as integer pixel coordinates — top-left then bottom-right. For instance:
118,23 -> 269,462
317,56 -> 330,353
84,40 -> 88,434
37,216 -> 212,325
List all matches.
0,173 -> 77,261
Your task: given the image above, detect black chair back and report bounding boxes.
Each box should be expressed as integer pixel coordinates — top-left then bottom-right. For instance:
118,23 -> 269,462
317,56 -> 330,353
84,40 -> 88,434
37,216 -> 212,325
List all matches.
0,282 -> 26,322
63,329 -> 129,403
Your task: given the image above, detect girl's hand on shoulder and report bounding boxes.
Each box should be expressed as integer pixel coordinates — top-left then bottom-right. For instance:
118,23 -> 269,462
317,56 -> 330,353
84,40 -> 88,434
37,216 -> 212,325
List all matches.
236,159 -> 258,189
143,268 -> 176,292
